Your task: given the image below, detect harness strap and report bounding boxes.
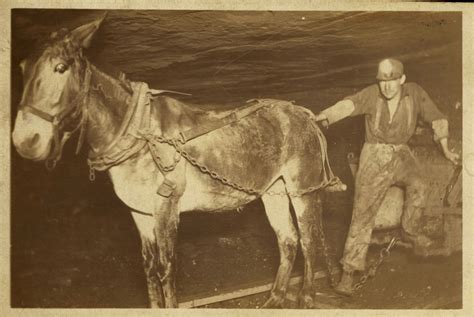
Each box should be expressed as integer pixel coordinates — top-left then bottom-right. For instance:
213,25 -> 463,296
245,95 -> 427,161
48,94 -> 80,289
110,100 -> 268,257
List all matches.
374,98 -> 384,133
403,96 -> 413,134
23,105 -> 55,122
180,99 -> 271,143
88,82 -> 143,160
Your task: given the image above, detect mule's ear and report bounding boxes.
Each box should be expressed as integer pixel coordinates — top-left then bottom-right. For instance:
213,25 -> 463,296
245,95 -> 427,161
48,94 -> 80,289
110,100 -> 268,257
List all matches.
70,12 -> 107,48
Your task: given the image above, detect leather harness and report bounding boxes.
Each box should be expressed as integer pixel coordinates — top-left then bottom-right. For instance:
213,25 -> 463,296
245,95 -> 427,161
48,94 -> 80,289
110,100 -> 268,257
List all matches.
87,85 -> 274,173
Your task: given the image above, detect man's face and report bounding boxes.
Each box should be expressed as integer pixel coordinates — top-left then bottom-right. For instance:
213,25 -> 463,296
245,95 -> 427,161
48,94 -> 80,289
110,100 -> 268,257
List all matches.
378,75 -> 405,100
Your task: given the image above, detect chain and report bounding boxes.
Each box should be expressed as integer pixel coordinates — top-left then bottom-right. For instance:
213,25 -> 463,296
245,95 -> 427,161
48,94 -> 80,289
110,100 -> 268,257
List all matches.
141,133 -> 325,198
267,185 -> 322,197
317,213 -> 340,288
353,236 -> 399,291
147,140 -> 182,173
314,206 -> 399,292
179,148 -> 262,195
89,164 -> 96,182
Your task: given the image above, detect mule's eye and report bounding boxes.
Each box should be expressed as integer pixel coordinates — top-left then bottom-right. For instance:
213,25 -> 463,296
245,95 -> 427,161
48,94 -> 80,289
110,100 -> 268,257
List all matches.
54,63 -> 68,74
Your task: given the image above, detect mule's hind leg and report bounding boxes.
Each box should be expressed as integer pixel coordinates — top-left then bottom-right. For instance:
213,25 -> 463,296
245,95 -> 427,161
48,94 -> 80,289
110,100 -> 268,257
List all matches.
290,192 -> 322,309
261,179 -> 298,308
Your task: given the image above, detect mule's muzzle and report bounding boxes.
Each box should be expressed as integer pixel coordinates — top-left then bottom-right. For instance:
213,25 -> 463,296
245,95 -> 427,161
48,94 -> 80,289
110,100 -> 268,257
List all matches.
12,133 -> 52,161
12,110 -> 54,161
25,133 -> 40,148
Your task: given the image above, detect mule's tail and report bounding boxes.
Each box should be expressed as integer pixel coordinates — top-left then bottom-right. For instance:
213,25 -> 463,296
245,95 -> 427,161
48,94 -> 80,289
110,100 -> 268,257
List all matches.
304,108 -> 347,192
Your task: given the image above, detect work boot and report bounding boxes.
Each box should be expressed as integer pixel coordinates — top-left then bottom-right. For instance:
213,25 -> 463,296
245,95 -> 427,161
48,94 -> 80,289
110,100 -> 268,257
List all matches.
420,215 -> 445,239
334,270 -> 354,297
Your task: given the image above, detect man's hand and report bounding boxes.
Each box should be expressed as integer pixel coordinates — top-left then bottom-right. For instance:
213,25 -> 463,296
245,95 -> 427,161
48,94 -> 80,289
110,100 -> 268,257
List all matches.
314,113 -> 329,129
440,138 -> 461,165
443,148 -> 461,165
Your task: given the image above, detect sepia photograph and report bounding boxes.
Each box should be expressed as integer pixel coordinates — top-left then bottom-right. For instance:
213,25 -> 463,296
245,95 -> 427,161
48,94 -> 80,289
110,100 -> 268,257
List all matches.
3,2 -> 472,313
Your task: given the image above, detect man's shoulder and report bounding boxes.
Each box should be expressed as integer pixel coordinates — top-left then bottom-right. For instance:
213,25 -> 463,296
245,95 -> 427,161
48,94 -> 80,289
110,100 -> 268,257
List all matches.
404,82 -> 425,94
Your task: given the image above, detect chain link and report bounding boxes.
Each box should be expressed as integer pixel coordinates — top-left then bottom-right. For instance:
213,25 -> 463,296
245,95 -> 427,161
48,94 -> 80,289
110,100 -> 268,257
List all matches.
317,212 -> 340,288
142,133 -> 325,198
315,206 -> 399,292
353,236 -> 399,291
89,165 -> 96,182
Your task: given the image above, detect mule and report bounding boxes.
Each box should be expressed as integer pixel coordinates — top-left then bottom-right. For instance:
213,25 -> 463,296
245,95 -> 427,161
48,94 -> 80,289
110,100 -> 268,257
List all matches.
12,15 -> 342,308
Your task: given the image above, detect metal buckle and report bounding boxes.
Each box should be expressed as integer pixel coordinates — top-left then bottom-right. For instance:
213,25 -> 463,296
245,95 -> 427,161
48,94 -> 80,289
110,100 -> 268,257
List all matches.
157,178 -> 177,197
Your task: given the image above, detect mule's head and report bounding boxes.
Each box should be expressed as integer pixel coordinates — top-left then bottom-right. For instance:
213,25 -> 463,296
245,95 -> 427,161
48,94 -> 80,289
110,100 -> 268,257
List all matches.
12,15 -> 105,162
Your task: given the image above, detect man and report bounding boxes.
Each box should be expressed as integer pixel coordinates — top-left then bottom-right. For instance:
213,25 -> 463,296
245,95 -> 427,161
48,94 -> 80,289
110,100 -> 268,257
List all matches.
315,58 -> 460,296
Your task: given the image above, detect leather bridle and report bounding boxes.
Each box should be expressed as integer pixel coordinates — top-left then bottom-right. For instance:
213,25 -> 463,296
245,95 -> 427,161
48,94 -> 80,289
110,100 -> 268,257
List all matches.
20,61 -> 92,170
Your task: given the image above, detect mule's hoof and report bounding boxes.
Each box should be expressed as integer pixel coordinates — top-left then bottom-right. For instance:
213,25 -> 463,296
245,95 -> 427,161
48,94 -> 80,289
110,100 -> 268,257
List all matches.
299,294 -> 315,309
262,294 -> 284,308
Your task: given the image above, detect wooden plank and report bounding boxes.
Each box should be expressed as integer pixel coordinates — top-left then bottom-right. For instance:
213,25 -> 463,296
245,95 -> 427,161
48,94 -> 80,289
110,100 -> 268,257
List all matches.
178,270 -> 328,308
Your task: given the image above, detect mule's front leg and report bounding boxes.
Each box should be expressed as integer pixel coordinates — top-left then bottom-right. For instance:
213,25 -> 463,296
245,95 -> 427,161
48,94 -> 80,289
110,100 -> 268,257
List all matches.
153,195 -> 180,308
132,196 -> 179,308
137,224 -> 165,308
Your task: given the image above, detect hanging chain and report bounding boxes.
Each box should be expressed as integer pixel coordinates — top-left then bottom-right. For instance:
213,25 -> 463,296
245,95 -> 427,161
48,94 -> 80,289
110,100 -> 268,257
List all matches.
88,164 -> 96,182
316,209 -> 399,292
353,235 -> 399,291
317,213 -> 340,288
138,132 -> 326,198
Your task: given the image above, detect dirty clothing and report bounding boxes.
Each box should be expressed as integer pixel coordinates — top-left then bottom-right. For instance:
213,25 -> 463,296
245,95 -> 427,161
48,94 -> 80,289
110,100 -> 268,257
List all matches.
345,83 -> 448,145
341,143 -> 428,271
340,83 -> 447,272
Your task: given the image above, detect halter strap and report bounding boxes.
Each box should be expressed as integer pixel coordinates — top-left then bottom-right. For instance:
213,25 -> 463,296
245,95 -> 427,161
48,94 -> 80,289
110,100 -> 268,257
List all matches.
23,105 -> 56,123
20,61 -> 93,169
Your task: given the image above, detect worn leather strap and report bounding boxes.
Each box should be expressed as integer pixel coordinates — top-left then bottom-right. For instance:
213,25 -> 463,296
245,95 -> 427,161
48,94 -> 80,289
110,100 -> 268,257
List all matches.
22,105 -> 55,122
180,100 -> 269,143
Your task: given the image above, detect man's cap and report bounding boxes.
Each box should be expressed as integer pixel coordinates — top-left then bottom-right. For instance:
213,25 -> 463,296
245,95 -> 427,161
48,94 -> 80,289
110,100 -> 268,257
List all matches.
376,58 -> 404,81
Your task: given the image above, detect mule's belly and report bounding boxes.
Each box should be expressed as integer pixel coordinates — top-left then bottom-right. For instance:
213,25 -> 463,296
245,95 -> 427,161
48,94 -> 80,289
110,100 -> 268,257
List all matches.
180,191 -> 257,212
179,164 -> 267,212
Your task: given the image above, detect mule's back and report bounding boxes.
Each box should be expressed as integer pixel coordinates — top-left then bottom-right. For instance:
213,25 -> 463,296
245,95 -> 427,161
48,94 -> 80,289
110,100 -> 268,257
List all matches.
151,95 -> 237,136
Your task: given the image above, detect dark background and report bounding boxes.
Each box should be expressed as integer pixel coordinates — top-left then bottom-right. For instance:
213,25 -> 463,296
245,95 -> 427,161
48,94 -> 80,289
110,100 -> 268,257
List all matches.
10,10 -> 462,307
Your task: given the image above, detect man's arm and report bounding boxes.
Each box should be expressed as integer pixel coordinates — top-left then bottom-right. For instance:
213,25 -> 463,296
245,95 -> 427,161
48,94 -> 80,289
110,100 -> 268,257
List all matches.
315,85 -> 377,127
434,120 -> 460,165
314,99 -> 355,127
416,84 -> 460,165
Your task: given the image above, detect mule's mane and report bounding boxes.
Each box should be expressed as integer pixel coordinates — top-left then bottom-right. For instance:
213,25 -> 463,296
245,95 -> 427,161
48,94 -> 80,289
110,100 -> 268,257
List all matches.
94,63 -> 133,93
90,63 -> 133,101
29,29 -> 79,62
